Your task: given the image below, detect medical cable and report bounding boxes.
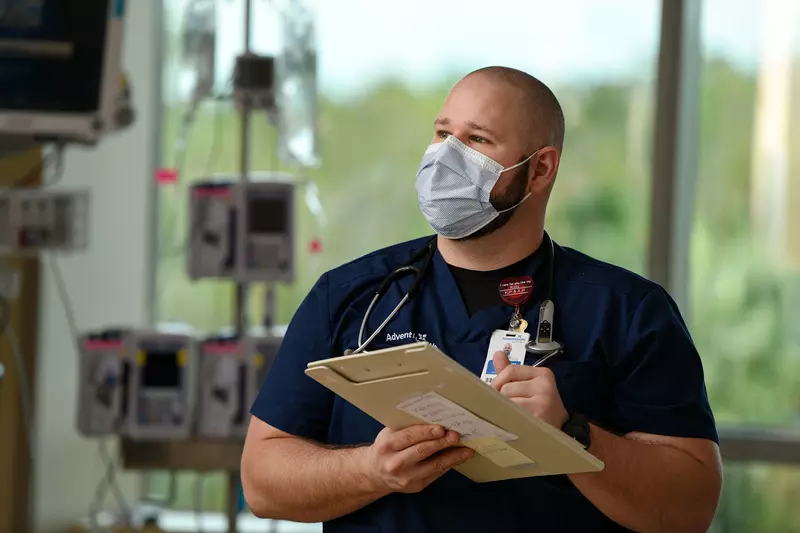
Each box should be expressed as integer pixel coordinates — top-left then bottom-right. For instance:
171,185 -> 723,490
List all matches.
88,436 -> 132,531
203,96 -> 228,177
47,254 -> 133,528
158,112 -> 196,258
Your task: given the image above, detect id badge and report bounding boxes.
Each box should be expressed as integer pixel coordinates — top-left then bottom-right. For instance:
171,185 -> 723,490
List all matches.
480,330 -> 531,385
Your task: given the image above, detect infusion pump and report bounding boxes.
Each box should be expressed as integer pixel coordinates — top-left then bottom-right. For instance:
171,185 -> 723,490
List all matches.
77,327 -> 283,441
187,174 -> 296,283
77,328 -> 196,440
0,189 -> 89,254
197,328 -> 283,438
127,331 -> 195,440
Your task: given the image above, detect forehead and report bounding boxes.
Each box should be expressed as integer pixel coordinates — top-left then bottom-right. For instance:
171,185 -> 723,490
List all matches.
436,76 -> 524,139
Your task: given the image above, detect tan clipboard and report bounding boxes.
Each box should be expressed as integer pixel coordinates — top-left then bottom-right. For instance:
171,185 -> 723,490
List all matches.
305,342 -> 604,483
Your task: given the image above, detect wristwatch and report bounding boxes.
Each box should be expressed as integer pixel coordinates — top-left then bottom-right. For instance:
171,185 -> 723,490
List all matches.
561,411 -> 591,449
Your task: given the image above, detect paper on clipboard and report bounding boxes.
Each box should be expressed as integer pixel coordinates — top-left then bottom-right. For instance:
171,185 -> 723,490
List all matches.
397,392 -> 536,468
463,437 -> 536,468
397,392 -> 518,442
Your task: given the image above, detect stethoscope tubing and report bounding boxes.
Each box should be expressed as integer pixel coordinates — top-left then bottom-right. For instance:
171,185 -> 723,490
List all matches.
350,233 -> 561,358
353,292 -> 410,354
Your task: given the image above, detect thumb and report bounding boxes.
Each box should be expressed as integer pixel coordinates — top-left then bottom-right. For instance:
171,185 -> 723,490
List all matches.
493,351 -> 511,374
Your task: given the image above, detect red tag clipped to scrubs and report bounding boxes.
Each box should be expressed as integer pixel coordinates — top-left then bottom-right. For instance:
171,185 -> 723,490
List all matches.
500,276 -> 534,332
499,276 -> 534,306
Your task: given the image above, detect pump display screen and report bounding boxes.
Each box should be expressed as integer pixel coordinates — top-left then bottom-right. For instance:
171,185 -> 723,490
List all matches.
0,0 -> 109,112
141,349 -> 181,389
248,196 -> 288,234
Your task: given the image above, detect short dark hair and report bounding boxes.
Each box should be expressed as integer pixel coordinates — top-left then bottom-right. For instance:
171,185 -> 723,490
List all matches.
466,66 -> 565,152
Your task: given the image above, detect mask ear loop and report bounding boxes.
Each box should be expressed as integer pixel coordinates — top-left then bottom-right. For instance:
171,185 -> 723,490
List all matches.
494,148 -> 541,213
496,193 -> 532,214
499,148 -> 540,175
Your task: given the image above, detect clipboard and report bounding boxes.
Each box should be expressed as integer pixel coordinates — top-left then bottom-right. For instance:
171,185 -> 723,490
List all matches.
305,342 -> 604,483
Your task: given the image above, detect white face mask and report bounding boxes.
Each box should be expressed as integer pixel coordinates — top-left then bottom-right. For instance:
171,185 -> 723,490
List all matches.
415,135 -> 535,239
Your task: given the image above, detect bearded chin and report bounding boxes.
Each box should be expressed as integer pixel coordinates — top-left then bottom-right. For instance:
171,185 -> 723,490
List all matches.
455,160 -> 530,242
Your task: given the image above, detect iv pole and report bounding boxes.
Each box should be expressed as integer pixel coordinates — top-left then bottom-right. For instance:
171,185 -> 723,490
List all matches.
228,0 -> 253,531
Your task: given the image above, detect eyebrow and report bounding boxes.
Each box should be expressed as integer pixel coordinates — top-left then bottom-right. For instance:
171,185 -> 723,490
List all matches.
433,117 -> 501,140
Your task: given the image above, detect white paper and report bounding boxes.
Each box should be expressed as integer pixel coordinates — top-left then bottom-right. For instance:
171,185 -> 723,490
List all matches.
397,392 -> 517,442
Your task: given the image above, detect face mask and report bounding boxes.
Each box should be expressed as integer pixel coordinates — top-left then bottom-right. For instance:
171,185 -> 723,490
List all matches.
415,135 -> 535,239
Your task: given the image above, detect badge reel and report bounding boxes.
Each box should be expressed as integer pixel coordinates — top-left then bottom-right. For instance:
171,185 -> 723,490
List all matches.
480,277 -> 534,385
525,300 -> 563,366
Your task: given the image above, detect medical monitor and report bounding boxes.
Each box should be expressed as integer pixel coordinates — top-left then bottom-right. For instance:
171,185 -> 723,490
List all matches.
0,0 -> 126,143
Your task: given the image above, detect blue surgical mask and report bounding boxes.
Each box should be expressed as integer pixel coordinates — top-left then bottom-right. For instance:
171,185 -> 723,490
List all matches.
415,135 -> 535,239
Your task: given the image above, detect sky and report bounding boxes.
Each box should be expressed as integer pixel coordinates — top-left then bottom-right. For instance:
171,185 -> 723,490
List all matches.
169,0 -> 800,101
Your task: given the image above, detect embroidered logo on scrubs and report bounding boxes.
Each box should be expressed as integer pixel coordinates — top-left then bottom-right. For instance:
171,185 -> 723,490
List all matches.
385,331 -> 436,348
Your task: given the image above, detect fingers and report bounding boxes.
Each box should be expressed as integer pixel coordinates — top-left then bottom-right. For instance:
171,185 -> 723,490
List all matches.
380,425 -> 447,452
492,350 -> 511,374
499,380 -> 534,398
492,364 -> 553,391
393,430 -> 461,469
413,446 -> 475,483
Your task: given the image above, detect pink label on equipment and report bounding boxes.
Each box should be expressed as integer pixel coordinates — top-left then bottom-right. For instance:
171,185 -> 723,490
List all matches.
204,343 -> 241,354
155,168 -> 178,184
193,187 -> 232,198
83,340 -> 124,350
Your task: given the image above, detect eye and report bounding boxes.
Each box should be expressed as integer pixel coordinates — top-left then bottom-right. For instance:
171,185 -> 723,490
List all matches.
436,130 -> 451,139
470,135 -> 488,144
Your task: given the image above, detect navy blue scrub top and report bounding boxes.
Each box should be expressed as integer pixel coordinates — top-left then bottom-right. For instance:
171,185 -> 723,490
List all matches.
251,236 -> 718,533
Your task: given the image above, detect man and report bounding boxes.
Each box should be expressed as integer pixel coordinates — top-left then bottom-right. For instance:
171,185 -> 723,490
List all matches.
242,66 -> 722,533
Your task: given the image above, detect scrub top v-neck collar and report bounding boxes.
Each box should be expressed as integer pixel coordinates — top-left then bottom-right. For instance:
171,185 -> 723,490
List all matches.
430,243 -> 547,344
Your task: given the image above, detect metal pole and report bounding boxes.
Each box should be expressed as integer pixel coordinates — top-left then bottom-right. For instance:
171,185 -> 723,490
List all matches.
229,1 -> 253,531
227,470 -> 241,533
244,0 -> 252,53
236,0 -> 253,335
264,285 -> 276,331
647,0 -> 702,316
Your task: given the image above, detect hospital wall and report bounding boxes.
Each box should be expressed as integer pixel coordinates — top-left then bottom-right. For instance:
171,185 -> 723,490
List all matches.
32,1 -> 159,531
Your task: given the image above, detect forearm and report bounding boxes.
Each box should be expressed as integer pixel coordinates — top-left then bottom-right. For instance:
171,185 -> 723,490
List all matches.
241,436 -> 389,523
568,425 -> 720,533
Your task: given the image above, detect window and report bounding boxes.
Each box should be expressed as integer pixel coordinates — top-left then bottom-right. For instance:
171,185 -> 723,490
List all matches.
153,0 -> 661,518
696,0 -> 800,530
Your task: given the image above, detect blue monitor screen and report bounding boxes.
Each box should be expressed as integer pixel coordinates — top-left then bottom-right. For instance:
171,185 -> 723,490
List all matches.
0,0 -> 110,113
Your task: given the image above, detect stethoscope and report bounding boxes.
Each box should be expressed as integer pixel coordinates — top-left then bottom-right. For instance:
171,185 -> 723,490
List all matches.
347,232 -> 564,366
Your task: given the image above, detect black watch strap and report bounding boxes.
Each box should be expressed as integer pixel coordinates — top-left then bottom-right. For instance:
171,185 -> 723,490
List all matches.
561,411 -> 591,449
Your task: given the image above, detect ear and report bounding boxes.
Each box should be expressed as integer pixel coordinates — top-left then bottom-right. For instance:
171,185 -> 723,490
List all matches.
527,147 -> 560,194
